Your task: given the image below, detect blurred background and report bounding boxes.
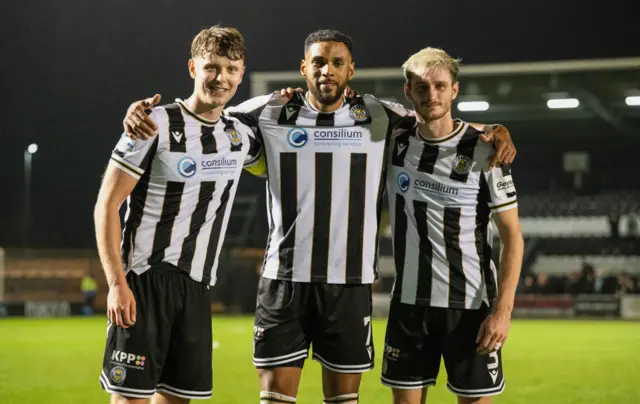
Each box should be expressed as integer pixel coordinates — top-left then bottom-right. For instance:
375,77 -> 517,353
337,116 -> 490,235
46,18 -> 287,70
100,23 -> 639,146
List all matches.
1,0 -> 639,402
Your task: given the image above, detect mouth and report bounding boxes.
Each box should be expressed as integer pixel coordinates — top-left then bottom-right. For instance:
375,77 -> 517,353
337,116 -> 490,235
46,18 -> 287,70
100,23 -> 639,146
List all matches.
318,81 -> 337,91
207,87 -> 228,94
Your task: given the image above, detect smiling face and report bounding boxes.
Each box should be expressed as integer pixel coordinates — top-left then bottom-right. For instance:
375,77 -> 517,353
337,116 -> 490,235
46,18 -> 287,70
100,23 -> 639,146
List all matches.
404,66 -> 459,122
188,26 -> 246,109
189,54 -> 244,109
301,41 -> 354,106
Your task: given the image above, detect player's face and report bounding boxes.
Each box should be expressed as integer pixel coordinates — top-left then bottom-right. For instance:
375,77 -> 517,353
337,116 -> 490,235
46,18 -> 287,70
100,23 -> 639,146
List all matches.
301,41 -> 355,105
404,67 -> 459,122
189,54 -> 245,108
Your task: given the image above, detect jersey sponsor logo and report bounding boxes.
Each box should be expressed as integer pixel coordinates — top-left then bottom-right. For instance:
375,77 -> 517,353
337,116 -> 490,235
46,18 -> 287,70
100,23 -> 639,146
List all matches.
177,156 -> 197,178
496,177 -> 515,192
201,157 -> 238,176
397,172 -> 410,193
171,130 -> 184,143
225,128 -> 241,146
349,104 -> 368,122
452,154 -> 473,175
414,179 -> 459,196
287,128 -> 308,148
110,366 -> 127,384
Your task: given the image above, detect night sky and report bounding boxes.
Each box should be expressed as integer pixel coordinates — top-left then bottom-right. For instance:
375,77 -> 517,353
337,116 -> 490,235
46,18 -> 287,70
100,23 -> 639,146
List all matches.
1,0 -> 638,248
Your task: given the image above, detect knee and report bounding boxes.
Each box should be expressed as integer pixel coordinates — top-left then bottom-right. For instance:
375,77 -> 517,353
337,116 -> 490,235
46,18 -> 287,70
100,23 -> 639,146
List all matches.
258,368 -> 299,399
457,396 -> 491,404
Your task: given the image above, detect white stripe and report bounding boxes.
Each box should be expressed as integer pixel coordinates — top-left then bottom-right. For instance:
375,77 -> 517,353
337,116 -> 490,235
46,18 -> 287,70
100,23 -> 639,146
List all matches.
156,383 -> 212,399
400,196 -> 420,304
428,206 -> 450,308
292,152 -> 313,282
110,155 -> 144,177
188,185 -> 219,283
253,349 -> 308,363
380,376 -> 436,389
207,179 -> 240,285
460,204 -> 483,309
327,151 -> 348,283
162,182 -> 200,270
447,378 -> 505,397
312,354 -> 373,373
99,371 -> 155,395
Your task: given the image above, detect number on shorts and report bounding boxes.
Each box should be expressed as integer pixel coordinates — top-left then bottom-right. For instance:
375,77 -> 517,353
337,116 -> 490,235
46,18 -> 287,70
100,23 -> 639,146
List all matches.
363,315 -> 372,347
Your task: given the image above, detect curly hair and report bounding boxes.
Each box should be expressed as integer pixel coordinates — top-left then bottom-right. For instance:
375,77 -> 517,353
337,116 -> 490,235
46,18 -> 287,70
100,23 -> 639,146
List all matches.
191,25 -> 245,61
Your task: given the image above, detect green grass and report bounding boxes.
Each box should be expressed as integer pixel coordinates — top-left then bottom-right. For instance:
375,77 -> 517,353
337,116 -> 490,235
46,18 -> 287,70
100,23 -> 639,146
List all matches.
0,317 -> 639,403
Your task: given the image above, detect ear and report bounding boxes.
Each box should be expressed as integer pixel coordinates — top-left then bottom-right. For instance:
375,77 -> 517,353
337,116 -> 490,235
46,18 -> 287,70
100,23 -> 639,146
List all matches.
238,65 -> 246,84
404,81 -> 411,102
188,59 -> 196,79
452,81 -> 460,100
347,61 -> 355,81
300,58 -> 307,77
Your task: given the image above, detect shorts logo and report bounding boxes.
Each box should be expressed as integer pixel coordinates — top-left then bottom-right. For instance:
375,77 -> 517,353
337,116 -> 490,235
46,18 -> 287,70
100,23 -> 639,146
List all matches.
287,128 -> 308,148
452,155 -> 473,175
111,350 -> 147,370
383,344 -> 400,361
349,104 -> 368,122
226,128 -> 242,146
177,156 -> 197,178
397,172 -> 410,193
487,351 -> 500,384
253,326 -> 265,340
110,366 -> 127,384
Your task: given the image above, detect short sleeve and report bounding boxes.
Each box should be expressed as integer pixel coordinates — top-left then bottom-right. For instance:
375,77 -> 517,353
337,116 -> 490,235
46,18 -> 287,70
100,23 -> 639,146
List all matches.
109,133 -> 158,180
483,164 -> 518,213
244,129 -> 263,167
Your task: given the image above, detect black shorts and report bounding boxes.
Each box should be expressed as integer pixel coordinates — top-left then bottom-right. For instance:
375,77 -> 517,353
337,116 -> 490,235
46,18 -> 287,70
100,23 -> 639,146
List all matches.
253,277 -> 374,373
381,300 -> 505,398
100,264 -> 213,400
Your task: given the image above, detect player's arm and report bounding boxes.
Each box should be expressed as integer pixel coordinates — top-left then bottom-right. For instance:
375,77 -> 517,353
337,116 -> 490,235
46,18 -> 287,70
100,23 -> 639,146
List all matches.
243,129 -> 267,177
123,94 -> 162,140
94,132 -> 159,328
476,163 -> 523,354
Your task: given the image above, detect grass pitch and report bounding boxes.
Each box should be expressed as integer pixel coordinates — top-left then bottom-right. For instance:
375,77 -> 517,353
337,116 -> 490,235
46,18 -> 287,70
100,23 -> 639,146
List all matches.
0,317 -> 638,403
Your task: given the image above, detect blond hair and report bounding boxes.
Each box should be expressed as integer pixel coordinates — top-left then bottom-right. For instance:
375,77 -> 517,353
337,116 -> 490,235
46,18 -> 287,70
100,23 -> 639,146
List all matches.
191,25 -> 245,61
402,47 -> 460,84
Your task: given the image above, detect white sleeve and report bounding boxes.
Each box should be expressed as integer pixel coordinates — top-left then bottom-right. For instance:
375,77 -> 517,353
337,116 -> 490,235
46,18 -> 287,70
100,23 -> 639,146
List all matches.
483,164 -> 518,213
109,110 -> 160,180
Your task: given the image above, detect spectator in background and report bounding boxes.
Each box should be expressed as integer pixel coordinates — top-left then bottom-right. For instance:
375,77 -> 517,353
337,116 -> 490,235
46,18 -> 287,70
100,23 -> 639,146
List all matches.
521,274 -> 537,294
608,206 -> 621,239
80,271 -> 98,316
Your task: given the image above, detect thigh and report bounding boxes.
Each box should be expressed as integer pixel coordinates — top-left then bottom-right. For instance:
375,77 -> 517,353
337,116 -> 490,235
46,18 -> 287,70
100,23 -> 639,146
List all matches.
442,305 -> 505,398
100,271 -> 173,399
311,284 -> 374,374
381,300 -> 441,390
253,277 -> 311,369
157,276 -> 213,400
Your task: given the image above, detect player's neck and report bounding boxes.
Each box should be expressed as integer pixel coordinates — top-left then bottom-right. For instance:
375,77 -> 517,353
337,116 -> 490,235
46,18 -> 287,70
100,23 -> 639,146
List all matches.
417,114 -> 456,140
306,91 -> 344,113
185,95 -> 224,122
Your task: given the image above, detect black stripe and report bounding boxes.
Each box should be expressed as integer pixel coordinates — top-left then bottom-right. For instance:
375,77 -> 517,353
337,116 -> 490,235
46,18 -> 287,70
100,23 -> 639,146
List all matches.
413,200 -> 432,304
450,128 -> 480,183
500,164 -> 512,176
247,133 -> 261,162
165,104 -> 187,153
277,93 -> 304,125
122,139 -> 158,266
418,143 -> 439,174
261,154 -> 276,274
310,153 -> 332,282
177,182 -> 216,272
200,124 -> 217,154
278,153 -> 298,279
149,181 -> 185,264
345,153 -> 367,282
113,149 -> 126,158
391,130 -> 412,167
392,194 -> 407,299
477,174 -> 496,303
443,207 -> 465,308
316,112 -> 335,127
202,180 -> 234,284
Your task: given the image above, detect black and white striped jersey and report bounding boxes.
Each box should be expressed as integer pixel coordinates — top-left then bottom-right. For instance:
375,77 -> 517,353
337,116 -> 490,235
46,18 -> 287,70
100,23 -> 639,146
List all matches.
109,99 -> 261,286
226,92 -> 409,284
387,119 -> 517,309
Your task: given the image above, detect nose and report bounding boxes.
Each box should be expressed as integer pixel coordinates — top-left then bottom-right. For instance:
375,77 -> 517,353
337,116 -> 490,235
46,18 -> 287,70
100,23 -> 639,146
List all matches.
320,64 -> 333,76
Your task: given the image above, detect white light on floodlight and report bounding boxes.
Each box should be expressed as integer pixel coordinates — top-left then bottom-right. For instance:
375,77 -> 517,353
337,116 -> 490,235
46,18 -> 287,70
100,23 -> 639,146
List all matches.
27,143 -> 38,154
547,98 -> 579,109
457,101 -> 490,112
625,96 -> 640,106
